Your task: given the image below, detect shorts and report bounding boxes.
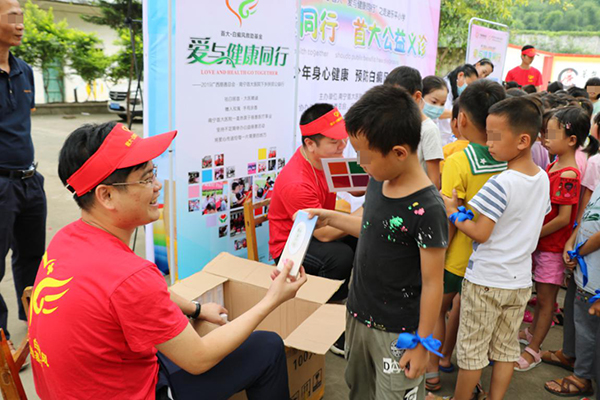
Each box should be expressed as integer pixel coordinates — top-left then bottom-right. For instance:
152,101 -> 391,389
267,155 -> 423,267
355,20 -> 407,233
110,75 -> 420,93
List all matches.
444,269 -> 463,294
345,315 -> 425,400
457,280 -> 531,370
532,250 -> 565,286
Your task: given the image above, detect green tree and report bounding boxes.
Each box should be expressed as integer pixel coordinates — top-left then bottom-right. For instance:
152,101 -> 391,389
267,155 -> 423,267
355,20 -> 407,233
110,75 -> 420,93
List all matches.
437,0 -> 565,72
81,0 -> 143,83
13,1 -> 109,101
68,31 -> 112,91
12,1 -> 70,97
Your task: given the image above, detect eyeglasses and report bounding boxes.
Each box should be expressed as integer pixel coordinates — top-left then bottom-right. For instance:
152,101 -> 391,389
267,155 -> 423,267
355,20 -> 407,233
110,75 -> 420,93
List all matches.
109,165 -> 158,187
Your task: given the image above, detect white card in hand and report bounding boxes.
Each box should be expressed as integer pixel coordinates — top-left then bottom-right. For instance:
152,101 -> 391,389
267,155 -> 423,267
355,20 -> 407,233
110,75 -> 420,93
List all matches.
277,211 -> 317,277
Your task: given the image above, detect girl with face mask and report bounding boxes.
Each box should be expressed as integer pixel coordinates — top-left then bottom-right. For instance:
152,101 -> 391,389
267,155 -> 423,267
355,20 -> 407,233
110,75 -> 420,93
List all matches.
437,64 -> 479,145
422,75 -> 448,120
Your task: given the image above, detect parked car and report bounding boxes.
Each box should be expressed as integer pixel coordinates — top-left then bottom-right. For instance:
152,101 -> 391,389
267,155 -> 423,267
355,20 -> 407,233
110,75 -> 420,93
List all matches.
107,84 -> 143,120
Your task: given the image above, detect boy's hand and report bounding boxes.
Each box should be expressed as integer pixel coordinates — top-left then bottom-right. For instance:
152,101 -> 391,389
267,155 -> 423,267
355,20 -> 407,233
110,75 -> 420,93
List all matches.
563,245 -> 577,269
590,300 -> 600,317
442,189 -> 459,217
399,345 -> 429,379
295,208 -> 329,229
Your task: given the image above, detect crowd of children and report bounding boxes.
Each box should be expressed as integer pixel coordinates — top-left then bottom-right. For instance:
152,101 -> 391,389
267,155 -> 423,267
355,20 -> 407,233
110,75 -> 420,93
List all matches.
301,56 -> 600,399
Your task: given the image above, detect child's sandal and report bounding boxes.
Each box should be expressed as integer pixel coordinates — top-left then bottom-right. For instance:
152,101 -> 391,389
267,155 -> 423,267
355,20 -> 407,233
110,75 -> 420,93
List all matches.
518,327 -> 533,345
514,346 -> 542,372
425,371 -> 442,392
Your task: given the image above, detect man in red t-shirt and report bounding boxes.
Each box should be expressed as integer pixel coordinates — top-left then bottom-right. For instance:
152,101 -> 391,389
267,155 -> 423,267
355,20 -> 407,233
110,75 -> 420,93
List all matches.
505,45 -> 543,91
269,104 -> 361,355
29,122 -> 307,399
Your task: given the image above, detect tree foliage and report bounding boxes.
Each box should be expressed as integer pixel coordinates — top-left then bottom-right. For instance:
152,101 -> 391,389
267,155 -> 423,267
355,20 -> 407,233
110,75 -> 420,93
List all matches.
12,1 -> 109,97
81,0 -> 143,83
511,0 -> 600,32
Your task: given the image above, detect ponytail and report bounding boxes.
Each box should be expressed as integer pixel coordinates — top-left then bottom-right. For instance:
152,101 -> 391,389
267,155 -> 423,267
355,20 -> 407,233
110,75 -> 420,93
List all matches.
584,135 -> 600,157
446,64 -> 478,101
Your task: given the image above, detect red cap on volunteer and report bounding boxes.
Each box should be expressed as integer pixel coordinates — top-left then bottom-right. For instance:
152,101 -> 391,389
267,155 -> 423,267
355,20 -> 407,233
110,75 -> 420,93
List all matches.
300,107 -> 348,140
522,47 -> 536,58
66,123 -> 177,196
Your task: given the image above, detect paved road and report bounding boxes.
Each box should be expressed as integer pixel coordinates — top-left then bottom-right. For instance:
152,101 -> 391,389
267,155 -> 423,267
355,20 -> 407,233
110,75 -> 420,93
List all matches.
3,114 -> 578,399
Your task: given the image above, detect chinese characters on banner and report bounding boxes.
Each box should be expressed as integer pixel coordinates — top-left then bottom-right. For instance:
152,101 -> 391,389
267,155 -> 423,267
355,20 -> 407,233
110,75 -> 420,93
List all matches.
296,0 -> 441,211
296,0 -> 442,145
175,0 -> 296,278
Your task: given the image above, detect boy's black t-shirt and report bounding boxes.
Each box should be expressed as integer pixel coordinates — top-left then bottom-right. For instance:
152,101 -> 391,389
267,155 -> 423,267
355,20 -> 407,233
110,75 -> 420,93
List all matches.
347,179 -> 448,333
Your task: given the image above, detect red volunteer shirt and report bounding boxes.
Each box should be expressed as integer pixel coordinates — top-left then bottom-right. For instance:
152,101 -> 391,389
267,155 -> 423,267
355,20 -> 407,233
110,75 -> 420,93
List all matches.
269,147 -> 336,258
505,66 -> 543,87
537,162 -> 581,253
29,219 -> 189,400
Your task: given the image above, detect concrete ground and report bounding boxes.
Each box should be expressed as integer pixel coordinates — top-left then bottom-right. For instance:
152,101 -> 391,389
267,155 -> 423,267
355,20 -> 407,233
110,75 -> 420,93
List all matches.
2,114 -> 587,399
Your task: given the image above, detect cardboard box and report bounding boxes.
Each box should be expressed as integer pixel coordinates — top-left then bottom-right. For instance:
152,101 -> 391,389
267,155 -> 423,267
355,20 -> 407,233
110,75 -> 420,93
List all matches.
169,252 -> 346,400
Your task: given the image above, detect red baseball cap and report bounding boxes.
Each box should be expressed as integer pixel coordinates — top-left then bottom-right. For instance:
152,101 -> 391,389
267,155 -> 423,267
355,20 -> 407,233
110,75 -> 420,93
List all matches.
300,107 -> 348,140
522,48 -> 536,57
66,123 -> 177,196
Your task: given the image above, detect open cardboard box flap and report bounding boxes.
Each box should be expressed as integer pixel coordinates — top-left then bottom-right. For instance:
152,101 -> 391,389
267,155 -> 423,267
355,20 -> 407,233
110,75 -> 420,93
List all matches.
170,271 -> 228,301
284,303 -> 346,355
203,253 -> 344,304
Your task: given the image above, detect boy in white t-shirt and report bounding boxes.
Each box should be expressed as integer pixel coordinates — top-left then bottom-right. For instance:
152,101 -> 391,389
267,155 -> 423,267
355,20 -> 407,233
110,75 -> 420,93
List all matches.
434,96 -> 551,400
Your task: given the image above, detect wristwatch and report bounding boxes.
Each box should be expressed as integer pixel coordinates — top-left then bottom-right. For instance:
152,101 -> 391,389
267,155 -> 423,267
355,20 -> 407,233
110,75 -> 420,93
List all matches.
190,301 -> 201,319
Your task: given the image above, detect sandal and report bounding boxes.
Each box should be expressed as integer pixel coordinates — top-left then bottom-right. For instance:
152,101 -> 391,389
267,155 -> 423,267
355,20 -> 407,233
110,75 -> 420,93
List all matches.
523,310 -> 533,323
439,362 -> 455,373
425,371 -> 442,392
514,346 -> 542,372
544,376 -> 594,397
518,327 -> 533,345
541,349 -> 575,371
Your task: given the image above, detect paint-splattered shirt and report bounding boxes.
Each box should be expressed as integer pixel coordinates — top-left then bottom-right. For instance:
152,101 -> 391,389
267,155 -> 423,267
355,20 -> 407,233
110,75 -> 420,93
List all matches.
347,179 -> 448,333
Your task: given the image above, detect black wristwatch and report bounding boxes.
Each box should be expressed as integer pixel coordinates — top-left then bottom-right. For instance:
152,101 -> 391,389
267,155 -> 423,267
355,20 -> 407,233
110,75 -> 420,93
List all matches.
190,301 -> 201,319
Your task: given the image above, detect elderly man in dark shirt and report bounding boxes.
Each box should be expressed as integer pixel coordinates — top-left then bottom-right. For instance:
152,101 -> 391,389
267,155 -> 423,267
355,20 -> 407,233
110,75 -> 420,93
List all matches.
0,0 -> 47,352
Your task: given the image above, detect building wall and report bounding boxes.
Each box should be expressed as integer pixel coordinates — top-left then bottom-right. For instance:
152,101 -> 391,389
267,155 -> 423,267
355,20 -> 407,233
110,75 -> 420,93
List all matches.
30,0 -> 123,104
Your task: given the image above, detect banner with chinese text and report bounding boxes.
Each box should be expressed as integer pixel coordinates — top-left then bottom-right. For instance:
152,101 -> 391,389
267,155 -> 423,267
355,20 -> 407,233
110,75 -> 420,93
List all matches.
466,24 -> 509,82
174,0 -> 297,278
296,0 -> 442,145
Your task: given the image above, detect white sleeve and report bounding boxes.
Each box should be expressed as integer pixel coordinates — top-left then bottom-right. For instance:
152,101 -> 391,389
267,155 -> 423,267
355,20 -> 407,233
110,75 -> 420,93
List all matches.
421,121 -> 444,162
469,175 -> 508,223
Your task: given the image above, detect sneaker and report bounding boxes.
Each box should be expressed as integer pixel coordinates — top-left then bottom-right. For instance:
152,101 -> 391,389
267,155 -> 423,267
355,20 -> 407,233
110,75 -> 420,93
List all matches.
330,333 -> 345,357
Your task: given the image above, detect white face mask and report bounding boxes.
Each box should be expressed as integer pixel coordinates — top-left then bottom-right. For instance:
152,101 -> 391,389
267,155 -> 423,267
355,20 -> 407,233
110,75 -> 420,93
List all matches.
423,101 -> 444,120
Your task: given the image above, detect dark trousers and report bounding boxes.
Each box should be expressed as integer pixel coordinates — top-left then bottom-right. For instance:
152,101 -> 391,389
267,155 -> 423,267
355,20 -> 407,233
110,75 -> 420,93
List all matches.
276,236 -> 357,301
0,172 -> 47,339
562,276 -> 576,359
156,331 -> 289,400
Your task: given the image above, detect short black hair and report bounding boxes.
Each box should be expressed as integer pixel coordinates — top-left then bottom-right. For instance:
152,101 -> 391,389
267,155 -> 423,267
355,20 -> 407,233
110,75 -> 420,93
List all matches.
506,88 -> 527,98
422,75 -> 447,97
384,66 -> 423,95
452,99 -> 460,120
345,85 -> 421,154
547,81 -> 564,93
58,122 -> 147,211
567,86 -> 589,99
585,77 -> 600,100
458,79 -> 506,131
504,81 -> 520,90
488,95 -> 543,146
299,103 -> 333,146
522,85 -> 537,94
522,45 -> 535,52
